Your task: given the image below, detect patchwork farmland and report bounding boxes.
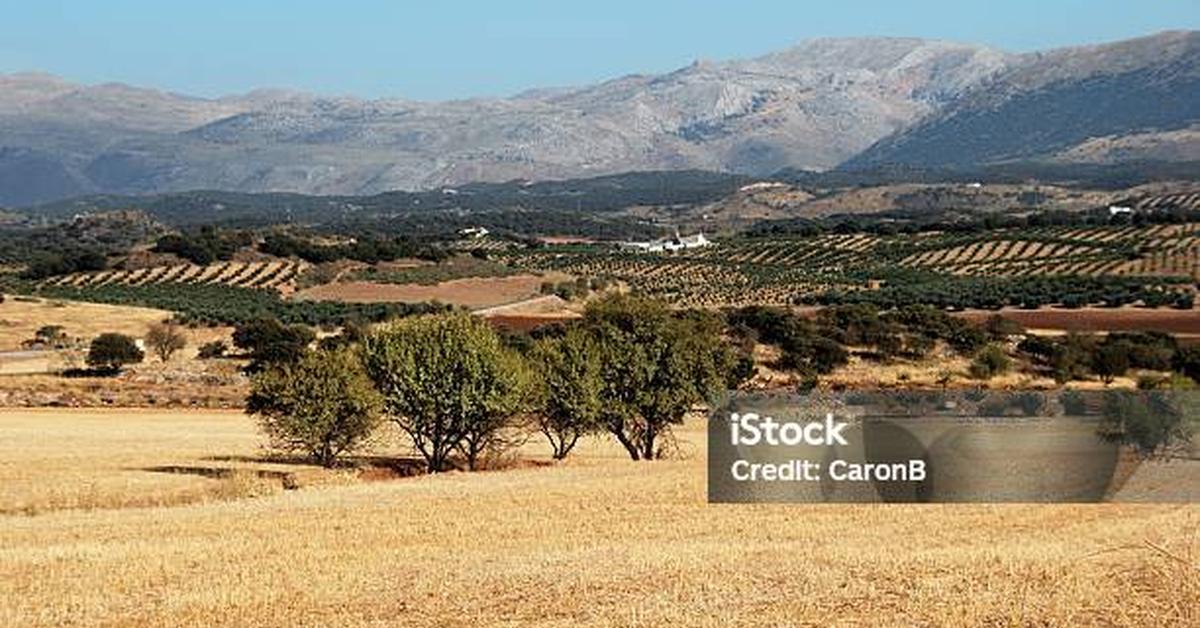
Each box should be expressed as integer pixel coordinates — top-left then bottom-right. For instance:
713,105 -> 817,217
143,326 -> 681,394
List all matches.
501,224 -> 1200,308
44,260 -> 308,292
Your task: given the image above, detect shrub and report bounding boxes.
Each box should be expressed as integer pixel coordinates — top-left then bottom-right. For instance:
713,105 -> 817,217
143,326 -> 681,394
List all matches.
246,347 -> 383,467
85,333 -> 144,373
1091,342 -> 1131,385
1174,346 -> 1200,382
145,321 -> 187,362
197,340 -> 228,359
1097,391 -> 1193,458
969,344 -> 1011,380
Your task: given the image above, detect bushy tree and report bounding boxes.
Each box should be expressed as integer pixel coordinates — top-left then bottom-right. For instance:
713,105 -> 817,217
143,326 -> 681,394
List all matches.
969,344 -> 1011,380
145,321 -> 187,362
530,328 -> 604,460
583,295 -> 731,461
30,325 -> 69,349
85,333 -> 144,373
197,340 -> 228,359
1098,391 -> 1193,458
246,347 -> 383,467
362,313 -> 529,472
1174,345 -> 1200,383
233,318 -> 316,372
1092,342 -> 1131,385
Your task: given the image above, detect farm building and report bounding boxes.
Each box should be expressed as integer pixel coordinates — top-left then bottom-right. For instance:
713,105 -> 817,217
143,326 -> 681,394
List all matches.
619,232 -> 712,253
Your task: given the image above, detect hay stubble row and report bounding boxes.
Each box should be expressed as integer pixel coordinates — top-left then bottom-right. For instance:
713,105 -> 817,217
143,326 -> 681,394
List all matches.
0,409 -> 1194,627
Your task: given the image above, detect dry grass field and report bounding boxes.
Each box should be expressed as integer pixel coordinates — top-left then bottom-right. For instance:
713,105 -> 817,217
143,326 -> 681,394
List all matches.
292,273 -> 571,310
0,297 -> 233,358
0,409 -> 1196,626
0,297 -> 171,351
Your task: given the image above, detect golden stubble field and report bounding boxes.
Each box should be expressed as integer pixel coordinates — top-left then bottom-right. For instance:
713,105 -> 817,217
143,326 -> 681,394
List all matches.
0,409 -> 1197,627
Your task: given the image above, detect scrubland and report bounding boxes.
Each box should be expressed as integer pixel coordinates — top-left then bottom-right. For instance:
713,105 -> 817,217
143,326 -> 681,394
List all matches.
0,409 -> 1196,627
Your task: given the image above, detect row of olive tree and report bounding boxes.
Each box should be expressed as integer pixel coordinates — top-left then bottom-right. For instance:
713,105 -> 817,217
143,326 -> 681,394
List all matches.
246,294 -> 735,470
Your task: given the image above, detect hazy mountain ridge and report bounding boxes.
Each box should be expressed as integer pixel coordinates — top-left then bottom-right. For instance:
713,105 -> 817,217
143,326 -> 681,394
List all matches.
0,32 -> 1195,206
848,31 -> 1200,167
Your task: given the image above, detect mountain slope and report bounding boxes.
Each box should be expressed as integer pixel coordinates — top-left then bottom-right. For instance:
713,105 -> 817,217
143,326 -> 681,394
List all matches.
845,31 -> 1200,168
0,32 -> 1197,206
0,38 -> 1009,205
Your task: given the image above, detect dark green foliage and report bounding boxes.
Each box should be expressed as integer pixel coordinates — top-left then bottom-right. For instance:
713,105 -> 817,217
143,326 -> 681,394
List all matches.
810,274 -> 1189,312
21,248 -> 106,279
153,227 -> 250,264
969,344 -> 1011,380
982,314 -> 1024,341
197,340 -> 228,359
1097,392 -> 1193,458
233,319 -> 316,372
1106,332 -> 1177,371
85,333 -> 144,373
1091,342 -> 1131,385
259,233 -> 447,264
1174,346 -> 1200,383
27,282 -> 447,327
27,170 -> 745,238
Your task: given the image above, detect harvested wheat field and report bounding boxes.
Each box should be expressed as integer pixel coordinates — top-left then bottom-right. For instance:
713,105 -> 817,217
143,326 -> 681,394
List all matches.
0,409 -> 1196,626
292,273 -> 570,310
0,297 -> 233,359
0,297 -> 170,350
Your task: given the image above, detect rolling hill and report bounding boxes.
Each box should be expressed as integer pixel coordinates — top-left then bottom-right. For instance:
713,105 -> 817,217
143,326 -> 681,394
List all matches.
0,31 -> 1196,206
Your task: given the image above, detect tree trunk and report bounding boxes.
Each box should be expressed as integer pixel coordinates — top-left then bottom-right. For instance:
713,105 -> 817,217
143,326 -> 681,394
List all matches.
642,423 -> 657,461
611,426 -> 640,460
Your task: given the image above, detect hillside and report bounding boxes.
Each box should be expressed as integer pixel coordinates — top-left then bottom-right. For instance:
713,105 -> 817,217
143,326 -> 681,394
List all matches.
847,31 -> 1200,168
0,32 -> 1197,206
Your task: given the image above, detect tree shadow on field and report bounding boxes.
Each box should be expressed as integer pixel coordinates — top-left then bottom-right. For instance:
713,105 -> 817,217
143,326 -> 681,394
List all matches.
137,465 -> 302,490
202,454 -> 431,479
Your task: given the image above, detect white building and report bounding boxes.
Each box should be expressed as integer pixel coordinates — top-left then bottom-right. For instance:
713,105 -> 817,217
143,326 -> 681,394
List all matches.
458,226 -> 490,239
618,232 -> 712,253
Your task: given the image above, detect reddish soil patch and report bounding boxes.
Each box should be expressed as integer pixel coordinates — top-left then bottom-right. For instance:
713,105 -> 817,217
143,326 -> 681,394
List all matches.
955,308 -> 1200,335
485,314 -> 579,333
292,275 -> 554,309
538,235 -> 598,245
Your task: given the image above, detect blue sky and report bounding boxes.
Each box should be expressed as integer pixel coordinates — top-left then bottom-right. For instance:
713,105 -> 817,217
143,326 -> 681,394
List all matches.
1,1 -> 1196,100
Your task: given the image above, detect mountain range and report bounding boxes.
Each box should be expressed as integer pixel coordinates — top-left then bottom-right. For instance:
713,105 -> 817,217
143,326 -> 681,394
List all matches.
0,30 -> 1196,206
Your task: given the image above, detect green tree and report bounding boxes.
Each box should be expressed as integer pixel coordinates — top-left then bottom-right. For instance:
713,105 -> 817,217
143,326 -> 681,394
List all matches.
969,344 -> 1011,380
246,347 -> 383,467
197,340 -> 228,359
85,333 -> 144,373
33,325 -> 69,348
1098,391 -> 1193,458
583,295 -> 731,461
530,328 -> 605,460
233,318 -> 315,372
1172,345 -> 1200,383
362,313 -> 529,472
1092,342 -> 1131,385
